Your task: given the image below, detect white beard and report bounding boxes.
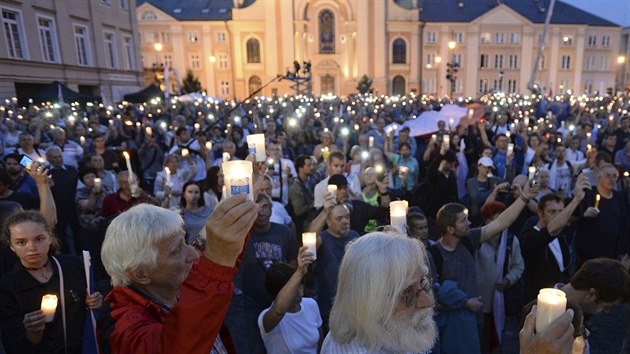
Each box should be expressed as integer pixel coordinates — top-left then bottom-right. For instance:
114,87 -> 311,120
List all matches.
381,307 -> 437,353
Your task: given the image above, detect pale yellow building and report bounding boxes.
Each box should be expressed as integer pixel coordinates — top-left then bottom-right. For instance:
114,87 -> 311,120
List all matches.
137,0 -> 622,99
0,0 -> 144,102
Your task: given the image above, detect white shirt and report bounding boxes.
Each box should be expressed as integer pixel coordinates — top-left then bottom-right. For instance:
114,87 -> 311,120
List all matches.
258,298 -> 322,354
313,174 -> 361,209
270,201 -> 292,226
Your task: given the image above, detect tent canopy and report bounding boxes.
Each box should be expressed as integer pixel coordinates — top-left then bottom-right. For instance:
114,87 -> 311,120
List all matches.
123,85 -> 163,103
19,81 -> 101,106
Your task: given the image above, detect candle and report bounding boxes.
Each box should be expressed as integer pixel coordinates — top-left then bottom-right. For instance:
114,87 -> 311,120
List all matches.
399,166 -> 409,175
327,184 -> 337,199
524,116 -> 530,127
468,108 -> 473,119
587,144 -> 592,152
536,288 -> 567,333
145,126 -> 153,136
390,200 -> 408,233
94,178 -> 102,188
443,134 -> 450,147
222,160 -> 254,201
594,194 -> 600,209
194,123 -> 200,130
80,136 -> 85,146
164,167 -> 171,186
136,122 -> 141,130
246,133 -> 266,162
369,136 -> 374,148
449,117 -> 454,130
528,166 -> 536,180
181,148 -> 189,158
431,134 -> 437,143
223,152 -> 230,163
205,141 -> 212,150
302,232 -> 317,260
507,143 -> 514,156
41,294 -> 58,323
123,151 -> 133,174
322,147 -> 330,160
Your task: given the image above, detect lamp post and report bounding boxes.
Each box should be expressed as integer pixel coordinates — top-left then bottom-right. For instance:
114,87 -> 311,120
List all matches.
152,42 -> 164,90
445,40 -> 458,100
499,70 -> 505,92
617,55 -> 627,93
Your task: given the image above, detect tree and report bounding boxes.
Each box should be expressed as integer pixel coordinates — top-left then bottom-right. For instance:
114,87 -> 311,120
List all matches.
357,74 -> 373,94
181,69 -> 203,94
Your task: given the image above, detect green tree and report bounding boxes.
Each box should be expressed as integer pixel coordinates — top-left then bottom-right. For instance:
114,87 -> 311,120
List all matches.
181,69 -> 203,94
357,74 -> 373,94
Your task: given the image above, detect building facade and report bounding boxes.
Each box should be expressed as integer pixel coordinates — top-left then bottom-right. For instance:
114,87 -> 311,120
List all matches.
137,0 -> 622,99
0,0 -> 143,102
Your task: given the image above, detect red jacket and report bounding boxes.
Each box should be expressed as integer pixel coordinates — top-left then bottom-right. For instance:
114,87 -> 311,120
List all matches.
97,256 -> 237,354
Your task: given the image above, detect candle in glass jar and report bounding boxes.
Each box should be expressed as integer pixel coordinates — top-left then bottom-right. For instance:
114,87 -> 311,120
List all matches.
246,134 -> 266,161
399,166 -> 409,175
164,167 -> 171,186
528,166 -> 536,180
41,294 -> 58,323
181,148 -> 189,158
223,160 -> 254,201
123,151 -> 133,174
322,147 -> 330,160
205,141 -> 212,150
327,184 -> 337,199
468,108 -> 474,119
369,136 -> 374,148
145,126 -> 153,136
390,200 -> 408,233
507,143 -> 514,156
93,178 -> 102,188
80,136 -> 85,146
302,232 -> 317,260
536,288 -> 567,333
443,134 -> 450,147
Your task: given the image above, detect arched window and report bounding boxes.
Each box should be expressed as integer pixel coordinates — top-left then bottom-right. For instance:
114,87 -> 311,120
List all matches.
392,75 -> 406,95
319,10 -> 335,54
248,76 -> 262,95
392,38 -> 406,64
246,38 -> 260,63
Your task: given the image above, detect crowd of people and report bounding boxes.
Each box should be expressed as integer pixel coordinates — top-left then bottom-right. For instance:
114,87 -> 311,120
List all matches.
0,90 -> 629,353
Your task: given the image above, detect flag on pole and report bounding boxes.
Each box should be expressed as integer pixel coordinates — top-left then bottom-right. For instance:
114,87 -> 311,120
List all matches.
57,82 -> 64,105
82,251 -> 99,354
164,65 -> 170,101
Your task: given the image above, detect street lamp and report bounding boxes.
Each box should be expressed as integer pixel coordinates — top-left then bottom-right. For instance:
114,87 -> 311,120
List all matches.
446,41 -> 458,99
153,42 -> 163,67
618,55 -> 626,64
448,40 -> 456,50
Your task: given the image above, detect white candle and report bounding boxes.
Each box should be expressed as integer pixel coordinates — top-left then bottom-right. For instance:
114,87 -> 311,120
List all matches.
524,116 -> 530,127
443,134 -> 450,147
327,184 -> 337,199
223,160 -> 254,201
246,133 -> 266,161
536,288 -> 567,333
431,134 -> 437,143
205,141 -> 212,150
181,148 -> 189,158
93,178 -> 102,188
369,136 -> 374,148
399,166 -> 409,175
145,126 -> 153,136
80,136 -> 85,146
390,200 -> 408,233
468,108 -> 474,119
41,294 -> 58,323
164,167 -> 171,186
123,151 -> 133,174
528,166 -> 536,180
449,117 -> 455,129
223,152 -> 230,163
507,143 -> 514,156
302,232 -> 317,260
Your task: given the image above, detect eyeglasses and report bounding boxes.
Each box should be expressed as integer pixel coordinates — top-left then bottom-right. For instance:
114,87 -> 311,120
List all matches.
400,275 -> 432,307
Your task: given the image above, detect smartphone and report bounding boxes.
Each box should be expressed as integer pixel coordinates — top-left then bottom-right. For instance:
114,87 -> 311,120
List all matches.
19,155 -> 33,170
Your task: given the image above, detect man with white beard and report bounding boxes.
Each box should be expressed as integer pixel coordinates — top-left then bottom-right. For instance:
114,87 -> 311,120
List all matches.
322,231 -> 437,353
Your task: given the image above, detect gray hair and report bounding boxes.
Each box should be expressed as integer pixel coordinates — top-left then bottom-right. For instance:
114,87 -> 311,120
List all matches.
328,231 -> 429,350
101,204 -> 184,286
45,145 -> 62,156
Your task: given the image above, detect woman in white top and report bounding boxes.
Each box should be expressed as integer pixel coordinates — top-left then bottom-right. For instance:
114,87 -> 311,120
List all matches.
154,154 -> 196,209
258,247 -> 322,354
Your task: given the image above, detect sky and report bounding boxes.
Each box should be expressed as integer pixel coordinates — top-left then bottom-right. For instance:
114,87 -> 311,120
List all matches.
566,0 -> 630,26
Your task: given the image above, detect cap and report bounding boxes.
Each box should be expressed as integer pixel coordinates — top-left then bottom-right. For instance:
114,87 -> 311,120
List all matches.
478,156 -> 494,168
328,174 -> 348,187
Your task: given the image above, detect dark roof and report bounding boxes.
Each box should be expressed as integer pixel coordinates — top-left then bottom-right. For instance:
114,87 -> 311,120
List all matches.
137,0 -> 237,21
419,0 -> 620,27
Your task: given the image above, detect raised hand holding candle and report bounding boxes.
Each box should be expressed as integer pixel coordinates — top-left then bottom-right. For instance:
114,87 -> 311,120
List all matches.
302,232 -> 317,260
41,294 -> 58,323
399,166 -> 409,175
205,141 -> 212,151
594,194 -> 601,209
507,143 -> 514,156
390,200 -> 408,233
322,147 -> 330,161
536,288 -> 567,333
443,134 -> 450,147
528,166 -> 536,180
181,148 -> 189,158
93,178 -> 102,188
327,184 -> 337,199
223,160 -> 254,201
164,167 -> 172,187
246,134 -> 266,161
123,151 -> 133,174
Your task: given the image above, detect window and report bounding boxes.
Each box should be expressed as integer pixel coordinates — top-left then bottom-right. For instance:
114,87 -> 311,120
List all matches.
454,32 -> 464,43
188,32 -> 198,43
221,81 -> 230,96
558,80 -> 568,94
249,76 -> 262,95
426,53 -> 435,66
495,32 -> 504,44
319,10 -> 335,54
141,11 -> 157,20
561,55 -> 571,70
508,79 -> 517,93
588,35 -> 597,47
392,75 -> 405,95
453,79 -> 461,93
453,54 -> 462,67
104,32 -> 118,69
120,0 -> 129,10
494,54 -> 503,69
510,33 -> 520,44
479,79 -> 488,93
216,32 -> 226,43
246,38 -> 261,63
190,54 -> 200,69
600,57 -> 608,71
74,25 -> 91,66
508,54 -> 518,69
37,16 -> 59,63
392,38 -> 406,64
427,32 -> 436,43
586,55 -> 595,70
480,32 -> 491,44
2,9 -> 27,59
584,80 -> 593,93
218,53 -> 228,69
602,36 -> 610,47
122,35 -> 135,70
163,54 -> 172,68
480,54 -> 489,69
562,35 -> 573,46
154,31 -> 170,44
424,78 -> 435,93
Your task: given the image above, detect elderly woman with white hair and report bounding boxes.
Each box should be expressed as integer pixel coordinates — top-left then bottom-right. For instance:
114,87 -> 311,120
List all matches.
96,194 -> 258,354
322,231 -> 437,353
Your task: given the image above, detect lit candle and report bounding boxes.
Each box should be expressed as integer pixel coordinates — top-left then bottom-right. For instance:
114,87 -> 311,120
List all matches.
194,123 -> 200,130
431,134 -> 437,143
123,151 -> 133,174
145,126 -> 153,136
322,147 -> 330,160
80,136 -> 86,146
528,166 -> 536,180
41,294 -> 58,323
507,143 -> 514,156
93,178 -> 102,188
222,160 -> 254,201
390,200 -> 408,233
369,136 -> 374,148
449,117 -> 454,130
246,133 -> 266,162
302,232 -> 317,260
327,184 -> 337,199
587,144 -> 592,152
205,141 -> 212,150
443,134 -> 450,147
223,152 -> 230,163
135,122 -> 141,130
468,108 -> 474,119
524,116 -> 530,127
594,194 -> 601,209
181,148 -> 189,158
399,166 -> 409,175
164,167 -> 171,186
536,288 -> 567,333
